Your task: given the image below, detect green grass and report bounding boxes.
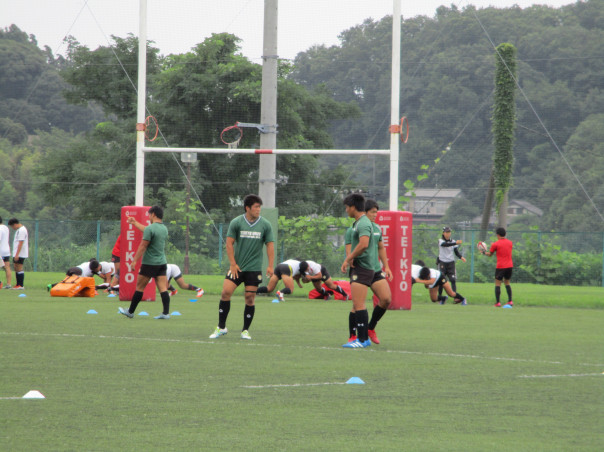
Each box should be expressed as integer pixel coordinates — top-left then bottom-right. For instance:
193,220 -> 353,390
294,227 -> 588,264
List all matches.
1,274 -> 603,451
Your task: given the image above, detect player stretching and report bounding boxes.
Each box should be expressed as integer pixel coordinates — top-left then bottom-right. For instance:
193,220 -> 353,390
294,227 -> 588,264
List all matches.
481,227 -> 514,307
209,194 -> 274,340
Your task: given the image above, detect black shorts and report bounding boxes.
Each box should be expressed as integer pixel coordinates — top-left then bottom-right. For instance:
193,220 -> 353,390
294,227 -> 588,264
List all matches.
319,265 -> 331,282
274,263 -> 292,279
111,254 -> 120,263
2,256 -> 9,262
438,261 -> 456,281
139,264 -> 167,279
349,266 -> 375,287
13,257 -> 26,265
66,267 -> 83,276
431,273 -> 448,288
371,271 -> 386,285
495,267 -> 513,281
225,270 -> 263,287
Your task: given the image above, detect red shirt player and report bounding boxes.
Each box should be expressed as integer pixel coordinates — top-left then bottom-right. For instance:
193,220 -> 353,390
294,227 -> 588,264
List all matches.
483,227 -> 513,307
109,235 -> 121,292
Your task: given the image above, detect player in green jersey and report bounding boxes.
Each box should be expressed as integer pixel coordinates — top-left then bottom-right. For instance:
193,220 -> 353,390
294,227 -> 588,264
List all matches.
340,193 -> 376,348
209,194 -> 275,340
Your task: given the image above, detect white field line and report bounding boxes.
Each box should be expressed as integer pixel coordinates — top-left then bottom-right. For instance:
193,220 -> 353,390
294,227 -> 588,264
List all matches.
517,373 -> 604,379
0,397 -> 22,400
1,331 -> 603,368
242,382 -> 348,389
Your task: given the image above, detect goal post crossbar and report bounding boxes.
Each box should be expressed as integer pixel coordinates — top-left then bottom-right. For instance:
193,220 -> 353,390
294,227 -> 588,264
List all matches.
141,146 -> 391,155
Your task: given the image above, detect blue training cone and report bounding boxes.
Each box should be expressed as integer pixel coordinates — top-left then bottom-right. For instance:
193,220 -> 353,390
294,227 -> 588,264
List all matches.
18,293 -> 27,297
87,309 -> 98,314
107,293 -> 116,298
189,299 -> 197,302
346,377 -> 365,384
171,311 -> 181,316
138,311 -> 149,316
272,298 -> 280,303
502,304 -> 513,309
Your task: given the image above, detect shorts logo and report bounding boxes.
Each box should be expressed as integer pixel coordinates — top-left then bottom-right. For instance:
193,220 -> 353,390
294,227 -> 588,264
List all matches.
352,274 -> 358,281
257,274 -> 262,280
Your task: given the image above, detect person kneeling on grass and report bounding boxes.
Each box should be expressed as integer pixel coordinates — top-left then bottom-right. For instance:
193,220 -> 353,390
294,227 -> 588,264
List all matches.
413,260 -> 467,305
48,258 -> 102,291
256,259 -> 303,301
299,260 -> 349,300
164,263 -> 204,298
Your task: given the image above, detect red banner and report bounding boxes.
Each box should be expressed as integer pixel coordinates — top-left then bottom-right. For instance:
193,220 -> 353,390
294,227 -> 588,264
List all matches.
119,206 -> 156,302
373,210 -> 413,310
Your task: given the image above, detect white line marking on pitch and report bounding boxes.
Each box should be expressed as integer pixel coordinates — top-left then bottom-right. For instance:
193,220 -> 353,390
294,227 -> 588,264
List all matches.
518,373 -> 604,379
242,382 -> 347,389
2,331 -> 603,368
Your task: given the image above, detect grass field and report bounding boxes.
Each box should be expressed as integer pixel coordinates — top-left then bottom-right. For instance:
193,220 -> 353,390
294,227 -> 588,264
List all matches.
1,273 -> 603,451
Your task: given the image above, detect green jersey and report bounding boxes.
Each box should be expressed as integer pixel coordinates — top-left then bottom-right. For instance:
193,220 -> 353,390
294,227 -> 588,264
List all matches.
350,214 -> 378,271
142,221 -> 168,266
371,222 -> 383,272
227,214 -> 274,272
345,227 -> 353,246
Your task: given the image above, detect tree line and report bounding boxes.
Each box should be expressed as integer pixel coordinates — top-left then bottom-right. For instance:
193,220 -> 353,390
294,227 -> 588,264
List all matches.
1,0 -> 603,231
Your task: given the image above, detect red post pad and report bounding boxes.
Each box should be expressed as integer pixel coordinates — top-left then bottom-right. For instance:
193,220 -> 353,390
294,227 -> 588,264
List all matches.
372,210 -> 413,310
119,206 -> 156,302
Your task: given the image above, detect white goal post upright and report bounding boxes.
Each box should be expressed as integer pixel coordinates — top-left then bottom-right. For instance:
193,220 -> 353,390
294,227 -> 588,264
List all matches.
135,0 -> 402,206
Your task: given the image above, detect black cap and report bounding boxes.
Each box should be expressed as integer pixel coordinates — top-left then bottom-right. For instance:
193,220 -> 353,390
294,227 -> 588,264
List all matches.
443,226 -> 451,232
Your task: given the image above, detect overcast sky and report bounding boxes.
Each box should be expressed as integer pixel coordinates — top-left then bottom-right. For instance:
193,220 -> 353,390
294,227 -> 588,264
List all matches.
1,0 -> 576,61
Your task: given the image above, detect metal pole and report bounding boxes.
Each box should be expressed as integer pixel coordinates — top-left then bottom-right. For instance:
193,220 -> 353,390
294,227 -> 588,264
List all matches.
258,0 -> 278,207
184,163 -> 191,274
389,0 -> 402,211
135,0 -> 148,206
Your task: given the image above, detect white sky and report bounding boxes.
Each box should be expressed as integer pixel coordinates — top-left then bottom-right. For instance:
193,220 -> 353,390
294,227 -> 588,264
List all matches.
1,0 -> 576,61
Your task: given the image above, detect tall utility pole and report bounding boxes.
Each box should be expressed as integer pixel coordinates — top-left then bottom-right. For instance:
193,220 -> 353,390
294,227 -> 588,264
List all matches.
258,0 -> 278,207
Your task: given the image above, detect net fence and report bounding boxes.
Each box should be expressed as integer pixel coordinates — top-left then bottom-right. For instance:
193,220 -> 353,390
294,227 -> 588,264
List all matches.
8,219 -> 604,287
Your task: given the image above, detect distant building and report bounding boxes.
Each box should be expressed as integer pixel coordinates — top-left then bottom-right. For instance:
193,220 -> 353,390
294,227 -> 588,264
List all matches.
471,199 -> 543,227
403,189 -> 543,227
403,189 -> 462,224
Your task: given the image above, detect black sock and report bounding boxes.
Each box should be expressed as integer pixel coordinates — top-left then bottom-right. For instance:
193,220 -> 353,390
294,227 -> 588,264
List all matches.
256,286 -> 268,294
243,304 -> 255,331
451,280 -> 457,292
495,286 -> 501,303
187,284 -> 198,291
368,305 -> 387,330
334,285 -> 347,297
218,300 -> 230,329
168,285 -> 175,291
438,285 -> 443,297
356,309 -> 369,342
129,290 -> 143,314
454,291 -> 464,302
349,312 -> 356,337
160,291 -> 170,315
505,285 -> 512,301
281,287 -> 291,294
17,272 -> 24,286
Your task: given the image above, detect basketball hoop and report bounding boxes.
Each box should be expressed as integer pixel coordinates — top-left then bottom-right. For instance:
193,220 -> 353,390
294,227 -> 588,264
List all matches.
400,116 -> 409,143
145,115 -> 159,142
221,124 -> 243,149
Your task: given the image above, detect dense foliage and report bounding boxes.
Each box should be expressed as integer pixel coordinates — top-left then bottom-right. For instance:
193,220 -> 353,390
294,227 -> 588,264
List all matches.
1,1 -> 604,231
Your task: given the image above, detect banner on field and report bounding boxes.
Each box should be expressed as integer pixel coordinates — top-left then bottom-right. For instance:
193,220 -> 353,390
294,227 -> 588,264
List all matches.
372,210 -> 413,310
119,206 -> 156,302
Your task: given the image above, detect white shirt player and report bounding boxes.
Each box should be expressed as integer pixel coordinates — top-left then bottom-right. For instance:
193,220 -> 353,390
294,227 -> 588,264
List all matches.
166,264 -> 182,281
76,262 -> 99,277
13,225 -> 28,258
281,259 -> 301,276
0,224 -> 10,257
411,264 -> 442,288
98,262 -> 115,277
301,260 -> 322,277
